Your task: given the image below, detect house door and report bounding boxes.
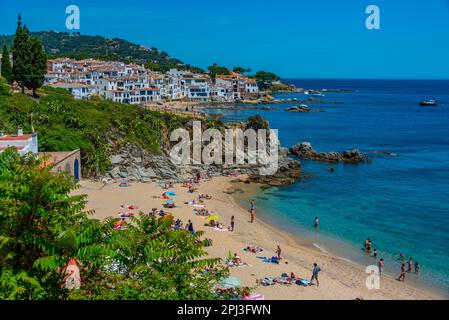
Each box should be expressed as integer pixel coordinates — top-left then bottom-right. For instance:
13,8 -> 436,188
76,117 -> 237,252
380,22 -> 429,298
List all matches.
74,159 -> 80,180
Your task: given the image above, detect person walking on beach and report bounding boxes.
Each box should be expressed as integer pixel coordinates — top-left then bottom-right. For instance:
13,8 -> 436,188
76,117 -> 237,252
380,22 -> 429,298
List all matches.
230,216 -> 235,232
187,220 -> 194,234
378,258 -> 384,276
310,263 -> 321,287
250,208 -> 255,223
275,245 -> 282,260
407,258 -> 413,272
314,217 -> 319,228
397,263 -> 406,282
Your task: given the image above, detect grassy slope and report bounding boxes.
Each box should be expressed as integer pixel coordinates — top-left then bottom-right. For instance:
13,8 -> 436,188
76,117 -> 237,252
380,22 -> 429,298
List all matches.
0,86 -> 192,177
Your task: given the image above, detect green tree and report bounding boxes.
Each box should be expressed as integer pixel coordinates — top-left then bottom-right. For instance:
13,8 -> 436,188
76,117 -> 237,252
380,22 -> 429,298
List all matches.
12,15 -> 30,94
24,37 -> 47,97
207,64 -> 231,82
0,76 -> 12,96
0,148 -> 94,299
254,71 -> 280,90
0,148 -> 227,300
232,66 -> 251,74
1,45 -> 13,84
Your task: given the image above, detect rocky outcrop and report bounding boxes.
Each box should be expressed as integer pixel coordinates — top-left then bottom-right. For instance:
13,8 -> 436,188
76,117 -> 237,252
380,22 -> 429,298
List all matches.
106,142 -> 302,186
289,142 -> 370,163
107,143 -> 181,182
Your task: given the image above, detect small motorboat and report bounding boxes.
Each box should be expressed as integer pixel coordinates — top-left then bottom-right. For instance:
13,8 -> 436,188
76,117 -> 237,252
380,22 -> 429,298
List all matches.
305,90 -> 325,97
419,99 -> 438,106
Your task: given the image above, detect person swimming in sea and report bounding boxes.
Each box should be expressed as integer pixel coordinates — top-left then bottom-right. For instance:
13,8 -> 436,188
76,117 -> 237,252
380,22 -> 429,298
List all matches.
314,217 -> 319,228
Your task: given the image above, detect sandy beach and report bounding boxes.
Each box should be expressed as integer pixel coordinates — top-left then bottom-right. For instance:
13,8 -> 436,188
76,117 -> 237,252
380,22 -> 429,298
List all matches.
73,176 -> 444,300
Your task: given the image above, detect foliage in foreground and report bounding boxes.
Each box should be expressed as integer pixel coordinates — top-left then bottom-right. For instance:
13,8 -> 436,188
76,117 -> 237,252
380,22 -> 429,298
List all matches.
0,148 -> 227,300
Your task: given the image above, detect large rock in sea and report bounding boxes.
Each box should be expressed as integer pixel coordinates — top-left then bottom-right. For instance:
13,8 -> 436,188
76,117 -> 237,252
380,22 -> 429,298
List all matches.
289,142 -> 369,163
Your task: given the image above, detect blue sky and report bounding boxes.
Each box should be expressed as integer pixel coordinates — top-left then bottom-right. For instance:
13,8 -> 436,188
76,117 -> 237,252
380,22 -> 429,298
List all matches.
1,0 -> 449,79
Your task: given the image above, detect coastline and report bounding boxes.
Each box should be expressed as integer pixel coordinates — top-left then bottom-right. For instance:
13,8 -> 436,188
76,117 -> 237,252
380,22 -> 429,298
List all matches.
75,176 -> 445,300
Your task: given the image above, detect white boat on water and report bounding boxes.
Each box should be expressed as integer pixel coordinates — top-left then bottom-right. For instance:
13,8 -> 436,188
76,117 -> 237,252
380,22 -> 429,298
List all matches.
304,90 -> 324,97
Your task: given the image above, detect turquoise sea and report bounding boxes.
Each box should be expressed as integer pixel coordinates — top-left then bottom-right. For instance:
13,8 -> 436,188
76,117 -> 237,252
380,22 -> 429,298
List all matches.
204,79 -> 449,296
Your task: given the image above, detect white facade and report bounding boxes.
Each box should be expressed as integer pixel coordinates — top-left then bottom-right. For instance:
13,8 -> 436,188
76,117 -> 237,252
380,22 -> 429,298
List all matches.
0,130 -> 38,156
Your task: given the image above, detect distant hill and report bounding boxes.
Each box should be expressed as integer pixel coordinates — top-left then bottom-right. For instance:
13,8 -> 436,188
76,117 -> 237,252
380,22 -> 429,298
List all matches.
0,31 -> 192,69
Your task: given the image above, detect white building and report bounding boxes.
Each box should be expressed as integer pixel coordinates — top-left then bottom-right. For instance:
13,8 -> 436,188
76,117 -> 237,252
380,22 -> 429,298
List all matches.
0,129 -> 38,156
51,82 -> 94,100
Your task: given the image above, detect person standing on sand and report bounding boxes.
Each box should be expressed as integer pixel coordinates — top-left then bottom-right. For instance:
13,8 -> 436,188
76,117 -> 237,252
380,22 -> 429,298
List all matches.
397,263 -> 406,282
310,263 -> 321,286
275,245 -> 282,260
407,258 -> 413,272
187,220 -> 194,234
378,258 -> 384,276
314,217 -> 319,228
230,216 -> 235,231
250,208 -> 255,223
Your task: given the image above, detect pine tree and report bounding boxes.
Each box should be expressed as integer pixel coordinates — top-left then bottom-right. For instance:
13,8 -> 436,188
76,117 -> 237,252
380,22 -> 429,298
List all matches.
1,45 -> 13,84
24,37 -> 47,97
12,15 -> 30,94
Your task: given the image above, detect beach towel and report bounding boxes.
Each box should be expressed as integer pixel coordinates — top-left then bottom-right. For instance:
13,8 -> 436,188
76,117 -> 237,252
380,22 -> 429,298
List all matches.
243,294 -> 264,300
165,191 -> 176,196
293,278 -> 311,286
256,256 -> 280,264
260,277 -> 275,286
214,227 -> 228,232
243,247 -> 263,253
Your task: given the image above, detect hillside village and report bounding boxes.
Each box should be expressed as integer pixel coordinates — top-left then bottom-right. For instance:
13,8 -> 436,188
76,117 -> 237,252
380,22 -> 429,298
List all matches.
45,58 -> 264,104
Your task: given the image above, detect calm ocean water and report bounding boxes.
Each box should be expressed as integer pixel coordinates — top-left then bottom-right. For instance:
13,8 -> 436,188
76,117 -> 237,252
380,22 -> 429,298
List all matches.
204,79 -> 449,295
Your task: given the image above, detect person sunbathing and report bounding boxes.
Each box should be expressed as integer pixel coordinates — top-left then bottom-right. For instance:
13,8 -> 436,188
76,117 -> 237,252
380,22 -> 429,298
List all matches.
244,245 -> 263,253
232,253 -> 242,266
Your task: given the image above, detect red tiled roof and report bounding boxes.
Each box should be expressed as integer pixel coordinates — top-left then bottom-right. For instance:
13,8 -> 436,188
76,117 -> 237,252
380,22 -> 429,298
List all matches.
0,134 -> 33,141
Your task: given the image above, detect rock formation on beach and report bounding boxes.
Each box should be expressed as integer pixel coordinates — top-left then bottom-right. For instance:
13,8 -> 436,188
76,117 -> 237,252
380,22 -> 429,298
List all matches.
289,142 -> 370,163
105,118 -> 302,186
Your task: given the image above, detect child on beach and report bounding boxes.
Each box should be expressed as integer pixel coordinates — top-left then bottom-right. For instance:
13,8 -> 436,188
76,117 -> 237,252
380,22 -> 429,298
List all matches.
397,263 -> 406,282
378,258 -> 384,276
310,263 -> 321,287
414,262 -> 420,273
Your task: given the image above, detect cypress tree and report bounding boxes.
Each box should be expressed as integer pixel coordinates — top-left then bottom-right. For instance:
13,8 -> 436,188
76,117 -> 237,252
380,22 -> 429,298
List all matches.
24,37 -> 47,97
1,45 -> 13,84
12,15 -> 30,93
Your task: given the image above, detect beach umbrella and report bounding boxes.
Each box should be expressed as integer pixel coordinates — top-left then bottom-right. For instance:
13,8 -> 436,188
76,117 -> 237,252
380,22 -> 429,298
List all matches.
220,276 -> 241,289
164,199 -> 175,205
206,216 -> 219,221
